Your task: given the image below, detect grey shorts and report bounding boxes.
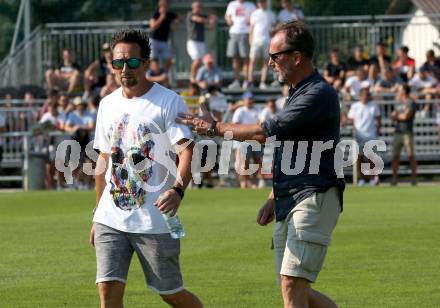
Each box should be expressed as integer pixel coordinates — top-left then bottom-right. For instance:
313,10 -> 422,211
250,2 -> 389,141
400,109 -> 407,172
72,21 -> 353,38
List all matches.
227,33 -> 250,58
273,187 -> 341,283
94,222 -> 183,295
151,39 -> 171,60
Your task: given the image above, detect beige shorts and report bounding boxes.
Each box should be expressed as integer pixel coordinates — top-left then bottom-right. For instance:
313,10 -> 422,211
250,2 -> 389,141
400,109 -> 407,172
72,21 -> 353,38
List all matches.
273,187 -> 341,283
392,133 -> 414,157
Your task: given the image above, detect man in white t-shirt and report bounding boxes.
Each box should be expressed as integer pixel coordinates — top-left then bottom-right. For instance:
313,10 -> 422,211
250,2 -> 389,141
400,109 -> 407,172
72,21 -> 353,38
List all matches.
232,91 -> 263,188
248,0 -> 276,89
225,0 -> 256,89
344,67 -> 371,100
277,0 -> 304,23
90,29 -> 202,307
347,86 -> 381,186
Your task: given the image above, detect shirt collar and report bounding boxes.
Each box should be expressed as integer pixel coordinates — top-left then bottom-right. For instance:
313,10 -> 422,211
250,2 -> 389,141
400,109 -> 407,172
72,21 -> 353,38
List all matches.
289,70 -> 320,95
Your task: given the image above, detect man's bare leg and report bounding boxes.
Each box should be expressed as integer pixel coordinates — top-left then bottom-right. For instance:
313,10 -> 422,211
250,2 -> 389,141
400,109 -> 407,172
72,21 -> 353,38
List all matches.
161,289 -> 203,308
281,276 -> 338,308
281,276 -> 310,308
309,288 -> 338,308
98,281 -> 125,308
232,57 -> 241,81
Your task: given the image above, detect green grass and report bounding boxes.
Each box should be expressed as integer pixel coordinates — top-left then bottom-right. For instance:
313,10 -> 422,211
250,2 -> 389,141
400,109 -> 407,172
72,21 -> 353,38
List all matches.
0,186 -> 440,307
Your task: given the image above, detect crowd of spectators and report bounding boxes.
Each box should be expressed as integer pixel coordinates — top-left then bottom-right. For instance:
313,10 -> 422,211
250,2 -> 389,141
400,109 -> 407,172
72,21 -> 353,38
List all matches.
1,0 -> 440,189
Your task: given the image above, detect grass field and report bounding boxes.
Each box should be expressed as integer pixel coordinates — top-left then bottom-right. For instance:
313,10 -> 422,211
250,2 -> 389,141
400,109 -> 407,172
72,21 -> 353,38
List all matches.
1,186 -> 440,308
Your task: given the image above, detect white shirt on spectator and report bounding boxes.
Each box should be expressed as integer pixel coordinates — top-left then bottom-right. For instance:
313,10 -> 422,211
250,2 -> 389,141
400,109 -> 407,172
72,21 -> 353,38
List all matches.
408,74 -> 437,90
39,111 -> 64,127
232,105 -> 260,124
209,93 -> 228,114
348,101 -> 381,140
278,7 -> 304,23
259,107 -> 279,123
275,96 -> 287,109
250,8 -> 276,45
92,84 -> 193,234
226,1 -> 256,34
232,105 -> 260,150
345,76 -> 371,98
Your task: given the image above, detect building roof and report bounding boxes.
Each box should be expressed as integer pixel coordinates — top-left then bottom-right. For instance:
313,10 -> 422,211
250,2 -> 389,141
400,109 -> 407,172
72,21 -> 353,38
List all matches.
412,0 -> 440,14
387,0 -> 440,14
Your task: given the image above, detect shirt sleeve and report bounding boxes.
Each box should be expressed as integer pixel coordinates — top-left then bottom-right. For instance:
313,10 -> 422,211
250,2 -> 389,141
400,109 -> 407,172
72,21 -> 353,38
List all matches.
225,3 -> 233,17
93,101 -> 111,153
261,90 -> 330,140
164,95 -> 194,145
232,108 -> 241,124
0,113 -> 5,127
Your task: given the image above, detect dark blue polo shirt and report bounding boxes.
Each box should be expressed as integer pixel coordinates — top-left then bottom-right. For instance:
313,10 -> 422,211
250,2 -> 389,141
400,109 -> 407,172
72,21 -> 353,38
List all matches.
261,71 -> 345,221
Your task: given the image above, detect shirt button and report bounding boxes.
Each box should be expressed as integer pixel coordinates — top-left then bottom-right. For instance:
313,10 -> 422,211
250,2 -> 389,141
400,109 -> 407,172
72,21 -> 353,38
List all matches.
276,198 -> 279,201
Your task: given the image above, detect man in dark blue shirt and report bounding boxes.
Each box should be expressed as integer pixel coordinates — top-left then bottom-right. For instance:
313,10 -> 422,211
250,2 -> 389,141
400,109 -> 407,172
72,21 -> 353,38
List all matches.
178,21 -> 344,308
149,0 -> 179,71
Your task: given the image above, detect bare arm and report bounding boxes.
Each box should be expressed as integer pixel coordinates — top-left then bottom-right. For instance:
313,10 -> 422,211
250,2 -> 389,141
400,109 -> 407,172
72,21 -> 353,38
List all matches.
225,14 -> 233,26
95,153 -> 109,207
256,189 -> 275,226
90,152 -> 109,246
155,139 -> 194,215
216,122 -> 267,143
149,13 -> 166,31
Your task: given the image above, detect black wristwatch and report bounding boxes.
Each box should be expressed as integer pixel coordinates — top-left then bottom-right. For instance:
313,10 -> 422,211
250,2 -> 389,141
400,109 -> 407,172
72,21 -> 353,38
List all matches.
206,120 -> 217,138
171,186 -> 184,200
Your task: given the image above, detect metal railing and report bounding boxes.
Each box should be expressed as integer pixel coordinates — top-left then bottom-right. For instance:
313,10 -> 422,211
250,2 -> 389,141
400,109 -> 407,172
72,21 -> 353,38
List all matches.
2,14 -> 440,88
1,98 -> 439,189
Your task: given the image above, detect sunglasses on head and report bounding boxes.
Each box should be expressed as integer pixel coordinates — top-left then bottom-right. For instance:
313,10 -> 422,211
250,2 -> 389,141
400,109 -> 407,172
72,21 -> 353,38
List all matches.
269,48 -> 298,62
111,58 -> 146,70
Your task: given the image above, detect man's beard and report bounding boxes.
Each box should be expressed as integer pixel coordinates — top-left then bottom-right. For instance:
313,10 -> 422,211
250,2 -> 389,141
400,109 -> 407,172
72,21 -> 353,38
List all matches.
121,76 -> 138,88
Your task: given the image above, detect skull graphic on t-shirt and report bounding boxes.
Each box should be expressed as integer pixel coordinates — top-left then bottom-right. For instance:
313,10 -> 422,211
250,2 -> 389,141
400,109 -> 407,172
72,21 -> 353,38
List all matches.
109,114 -> 155,211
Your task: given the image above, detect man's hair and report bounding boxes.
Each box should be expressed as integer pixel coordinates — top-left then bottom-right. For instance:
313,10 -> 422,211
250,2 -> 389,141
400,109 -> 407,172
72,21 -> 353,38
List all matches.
270,21 -> 314,59
110,29 -> 151,60
400,46 -> 409,54
402,83 -> 411,95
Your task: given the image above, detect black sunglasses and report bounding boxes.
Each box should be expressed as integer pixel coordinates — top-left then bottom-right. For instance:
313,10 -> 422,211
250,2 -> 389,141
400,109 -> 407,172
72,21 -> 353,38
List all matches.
269,48 -> 298,62
111,58 -> 146,70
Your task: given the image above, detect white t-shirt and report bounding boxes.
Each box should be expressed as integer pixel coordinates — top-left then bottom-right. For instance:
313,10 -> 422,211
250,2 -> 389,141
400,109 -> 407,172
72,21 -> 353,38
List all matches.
0,112 -> 5,146
93,84 -> 193,234
226,1 -> 256,34
345,76 -> 371,98
348,101 -> 381,140
408,75 -> 437,90
277,7 -> 304,23
250,8 -> 276,45
209,93 -> 228,113
275,96 -> 288,109
232,105 -> 260,124
232,105 -> 260,150
259,106 -> 278,123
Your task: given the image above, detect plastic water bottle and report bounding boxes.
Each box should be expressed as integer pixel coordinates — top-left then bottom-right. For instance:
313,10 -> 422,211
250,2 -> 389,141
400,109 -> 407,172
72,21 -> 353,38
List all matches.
162,212 -> 185,239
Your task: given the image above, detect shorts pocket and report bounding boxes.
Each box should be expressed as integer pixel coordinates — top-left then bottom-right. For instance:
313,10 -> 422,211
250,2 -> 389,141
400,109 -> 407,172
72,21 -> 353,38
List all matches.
296,240 -> 327,274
